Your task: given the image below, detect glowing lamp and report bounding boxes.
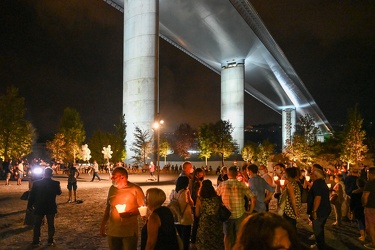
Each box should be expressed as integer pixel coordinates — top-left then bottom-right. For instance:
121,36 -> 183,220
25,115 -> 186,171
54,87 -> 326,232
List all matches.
327,183 -> 331,189
280,180 -> 285,186
273,176 -> 279,181
115,204 -> 126,213
138,206 -> 147,216
305,176 -> 311,182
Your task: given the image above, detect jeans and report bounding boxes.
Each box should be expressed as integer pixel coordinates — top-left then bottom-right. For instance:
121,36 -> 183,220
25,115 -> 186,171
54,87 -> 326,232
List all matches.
33,214 -> 55,244
312,216 -> 328,250
223,213 -> 247,250
92,171 -> 101,181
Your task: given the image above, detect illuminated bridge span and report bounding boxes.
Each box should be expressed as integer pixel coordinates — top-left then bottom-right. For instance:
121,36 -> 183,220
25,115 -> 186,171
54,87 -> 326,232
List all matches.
104,0 -> 333,161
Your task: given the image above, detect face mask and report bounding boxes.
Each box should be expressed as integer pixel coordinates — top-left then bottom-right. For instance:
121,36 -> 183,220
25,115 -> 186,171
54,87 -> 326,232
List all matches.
259,170 -> 265,175
275,169 -> 281,174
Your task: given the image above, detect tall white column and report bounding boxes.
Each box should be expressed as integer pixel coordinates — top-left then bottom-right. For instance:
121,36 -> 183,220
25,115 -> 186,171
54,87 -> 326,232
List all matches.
221,61 -> 245,152
123,0 -> 159,163
282,108 -> 296,150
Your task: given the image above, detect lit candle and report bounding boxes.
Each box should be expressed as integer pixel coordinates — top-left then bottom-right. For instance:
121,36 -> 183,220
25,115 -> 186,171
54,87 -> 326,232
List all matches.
305,175 -> 311,182
138,206 -> 148,216
273,176 -> 279,181
115,204 -> 126,213
280,180 -> 285,186
327,183 -> 331,189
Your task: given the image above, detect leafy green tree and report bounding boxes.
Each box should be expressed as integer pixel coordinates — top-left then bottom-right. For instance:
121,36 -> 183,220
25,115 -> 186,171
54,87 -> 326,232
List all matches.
46,133 -> 68,162
197,123 -> 214,165
211,120 -> 238,166
159,136 -> 172,166
283,114 -> 320,166
58,107 -> 86,163
173,123 -> 196,160
257,140 -> 276,166
113,114 -> 127,161
242,142 -> 258,163
88,136 -> 121,164
0,86 -> 36,159
340,105 -> 368,169
130,126 -> 153,166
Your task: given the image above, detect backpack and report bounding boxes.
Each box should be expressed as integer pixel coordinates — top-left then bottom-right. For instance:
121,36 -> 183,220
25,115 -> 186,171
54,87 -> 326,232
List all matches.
168,190 -> 187,224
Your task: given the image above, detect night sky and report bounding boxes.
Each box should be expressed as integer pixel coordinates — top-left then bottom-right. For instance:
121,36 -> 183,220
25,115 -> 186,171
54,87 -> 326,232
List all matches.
1,0 -> 374,141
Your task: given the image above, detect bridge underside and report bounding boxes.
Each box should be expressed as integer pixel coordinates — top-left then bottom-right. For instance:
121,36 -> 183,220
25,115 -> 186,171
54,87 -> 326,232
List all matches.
104,0 -> 333,160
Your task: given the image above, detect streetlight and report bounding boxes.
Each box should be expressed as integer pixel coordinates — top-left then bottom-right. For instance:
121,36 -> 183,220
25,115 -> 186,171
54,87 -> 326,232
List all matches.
153,119 -> 164,183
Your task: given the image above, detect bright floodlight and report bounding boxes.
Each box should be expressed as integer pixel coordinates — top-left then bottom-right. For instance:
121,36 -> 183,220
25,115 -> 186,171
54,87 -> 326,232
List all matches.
33,167 -> 43,175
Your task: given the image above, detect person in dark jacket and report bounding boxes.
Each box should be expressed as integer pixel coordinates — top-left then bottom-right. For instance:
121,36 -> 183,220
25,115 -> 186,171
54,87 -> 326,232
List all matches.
27,167 -> 62,247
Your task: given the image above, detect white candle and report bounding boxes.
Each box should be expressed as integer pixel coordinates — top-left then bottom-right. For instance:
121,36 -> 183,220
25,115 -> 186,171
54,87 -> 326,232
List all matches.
115,204 -> 126,213
138,206 -> 148,216
280,180 -> 285,186
273,175 -> 279,181
305,175 -> 310,182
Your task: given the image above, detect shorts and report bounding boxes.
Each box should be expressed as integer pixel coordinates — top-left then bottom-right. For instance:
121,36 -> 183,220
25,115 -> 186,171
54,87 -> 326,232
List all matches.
67,182 -> 77,191
365,207 -> 375,226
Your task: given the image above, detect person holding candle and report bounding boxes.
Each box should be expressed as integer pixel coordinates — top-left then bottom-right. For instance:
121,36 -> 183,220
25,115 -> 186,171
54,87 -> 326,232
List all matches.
273,163 -> 286,203
141,188 -> 179,250
100,167 -> 145,250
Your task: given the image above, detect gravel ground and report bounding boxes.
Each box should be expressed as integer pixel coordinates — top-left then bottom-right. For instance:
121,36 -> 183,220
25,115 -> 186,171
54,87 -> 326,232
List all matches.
0,173 -> 368,249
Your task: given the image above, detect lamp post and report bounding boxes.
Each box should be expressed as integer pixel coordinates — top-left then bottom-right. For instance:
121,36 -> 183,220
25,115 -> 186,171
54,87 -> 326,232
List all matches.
153,119 -> 164,183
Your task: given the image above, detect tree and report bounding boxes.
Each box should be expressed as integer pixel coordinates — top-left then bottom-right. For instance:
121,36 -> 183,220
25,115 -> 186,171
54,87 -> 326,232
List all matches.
46,133 -> 68,163
283,114 -> 320,166
159,136 -> 172,166
242,142 -> 258,163
257,140 -> 276,166
58,107 -> 86,163
173,123 -> 196,160
113,114 -> 127,161
211,120 -> 238,166
197,123 -> 214,166
130,126 -> 153,166
0,86 -> 36,159
88,130 -> 124,164
340,105 -> 368,169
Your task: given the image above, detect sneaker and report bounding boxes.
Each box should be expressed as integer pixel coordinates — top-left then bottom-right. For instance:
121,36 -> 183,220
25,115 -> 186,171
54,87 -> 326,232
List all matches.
308,234 -> 315,240
364,243 -> 375,249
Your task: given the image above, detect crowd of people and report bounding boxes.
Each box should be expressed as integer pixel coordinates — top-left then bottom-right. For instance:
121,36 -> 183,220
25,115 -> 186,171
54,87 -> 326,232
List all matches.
10,157 -> 375,250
